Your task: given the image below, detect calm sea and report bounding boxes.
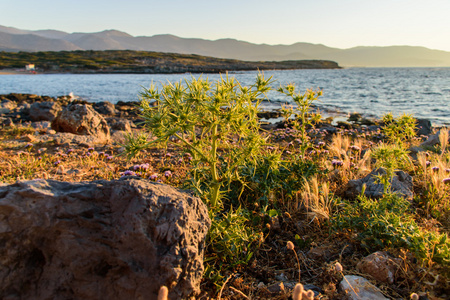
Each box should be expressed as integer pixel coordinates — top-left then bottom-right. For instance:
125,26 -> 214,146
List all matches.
1,68 -> 449,125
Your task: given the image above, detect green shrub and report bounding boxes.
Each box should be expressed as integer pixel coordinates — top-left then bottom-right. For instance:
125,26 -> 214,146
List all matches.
278,85 -> 322,156
236,151 -> 320,211
333,193 -> 450,266
125,74 -> 272,207
382,112 -> 417,146
371,142 -> 412,193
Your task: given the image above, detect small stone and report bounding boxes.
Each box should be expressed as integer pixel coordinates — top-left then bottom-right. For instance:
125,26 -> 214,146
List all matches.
56,165 -> 66,175
307,245 -> 332,261
116,146 -> 126,154
357,251 -> 401,284
2,117 -> 15,127
22,134 -> 36,142
275,273 -> 288,282
111,130 -> 127,144
267,282 -> 285,294
340,275 -> 389,300
420,129 -> 450,148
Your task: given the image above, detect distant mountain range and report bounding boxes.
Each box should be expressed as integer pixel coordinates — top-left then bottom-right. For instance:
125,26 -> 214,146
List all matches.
1,25 -> 450,67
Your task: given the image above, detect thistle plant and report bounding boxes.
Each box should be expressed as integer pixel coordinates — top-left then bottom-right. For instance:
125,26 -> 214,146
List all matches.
382,112 -> 417,147
278,85 -> 322,156
125,74 -> 272,207
371,142 -> 411,193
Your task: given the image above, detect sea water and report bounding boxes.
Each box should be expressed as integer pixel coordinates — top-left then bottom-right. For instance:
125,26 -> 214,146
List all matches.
1,68 -> 449,125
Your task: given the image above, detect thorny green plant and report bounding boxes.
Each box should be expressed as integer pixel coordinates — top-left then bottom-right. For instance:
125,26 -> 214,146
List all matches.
382,112 -> 417,147
279,85 -> 322,156
125,74 -> 324,283
371,142 -> 411,193
125,74 -> 272,207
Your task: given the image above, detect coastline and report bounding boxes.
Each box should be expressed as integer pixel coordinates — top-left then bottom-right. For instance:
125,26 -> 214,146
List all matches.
0,69 -> 34,75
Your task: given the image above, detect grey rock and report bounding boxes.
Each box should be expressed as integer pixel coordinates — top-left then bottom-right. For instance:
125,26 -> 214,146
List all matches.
0,108 -> 11,115
52,103 -> 110,143
340,275 -> 389,300
275,273 -> 288,282
267,282 -> 285,293
408,146 -> 427,161
320,126 -> 338,134
0,178 -> 210,300
93,101 -> 117,116
31,121 -> 52,130
345,168 -> 413,200
110,130 -> 128,144
0,99 -> 17,110
108,118 -> 132,132
1,117 -> 15,127
420,129 -> 450,148
17,103 -> 31,116
415,119 -> 432,136
29,101 -> 62,122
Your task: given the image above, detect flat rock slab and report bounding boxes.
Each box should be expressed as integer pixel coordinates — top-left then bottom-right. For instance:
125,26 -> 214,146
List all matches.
340,275 -> 389,300
0,178 -> 210,300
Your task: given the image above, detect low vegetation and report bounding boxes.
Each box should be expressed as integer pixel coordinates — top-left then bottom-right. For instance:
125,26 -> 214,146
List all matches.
0,50 -> 340,73
0,75 -> 449,299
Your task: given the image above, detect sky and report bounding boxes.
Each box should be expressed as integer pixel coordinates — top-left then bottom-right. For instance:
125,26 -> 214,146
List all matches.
1,0 -> 450,51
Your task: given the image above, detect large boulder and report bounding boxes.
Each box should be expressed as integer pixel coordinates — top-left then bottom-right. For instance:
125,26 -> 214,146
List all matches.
52,103 -> 110,143
0,178 -> 210,300
29,101 -> 62,122
345,168 -> 413,200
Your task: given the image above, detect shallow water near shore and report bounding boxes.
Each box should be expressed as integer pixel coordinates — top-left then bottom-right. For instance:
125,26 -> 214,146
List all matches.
1,67 -> 449,125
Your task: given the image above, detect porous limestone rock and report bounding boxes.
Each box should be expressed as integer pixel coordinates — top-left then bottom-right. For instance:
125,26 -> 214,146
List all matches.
345,168 -> 413,200
356,251 -> 402,284
93,101 -> 117,116
52,103 -> 110,143
0,178 -> 210,300
29,101 -> 62,122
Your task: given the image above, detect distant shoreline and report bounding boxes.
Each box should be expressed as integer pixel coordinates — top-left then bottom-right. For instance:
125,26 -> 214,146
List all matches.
0,69 -> 31,75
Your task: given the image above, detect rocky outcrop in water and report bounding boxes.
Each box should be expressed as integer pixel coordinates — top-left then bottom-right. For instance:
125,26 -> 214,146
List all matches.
0,178 -> 210,300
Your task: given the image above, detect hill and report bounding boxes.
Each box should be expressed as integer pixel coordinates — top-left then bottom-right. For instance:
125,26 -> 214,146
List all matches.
1,25 -> 450,67
0,50 -> 340,73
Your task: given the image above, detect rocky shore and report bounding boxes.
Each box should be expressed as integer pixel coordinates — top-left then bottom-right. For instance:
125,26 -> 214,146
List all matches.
0,93 -> 434,140
1,92 -> 448,299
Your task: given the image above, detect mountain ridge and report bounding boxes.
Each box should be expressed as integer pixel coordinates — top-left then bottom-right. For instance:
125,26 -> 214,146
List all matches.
1,25 -> 449,67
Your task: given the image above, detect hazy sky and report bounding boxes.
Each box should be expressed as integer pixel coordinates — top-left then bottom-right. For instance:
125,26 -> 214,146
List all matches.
1,0 -> 450,51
